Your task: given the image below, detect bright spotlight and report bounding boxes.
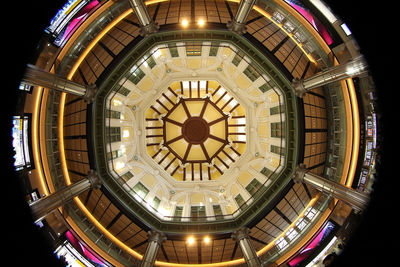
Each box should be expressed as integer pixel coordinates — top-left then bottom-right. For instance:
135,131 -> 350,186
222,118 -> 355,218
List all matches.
198,19 -> 205,27
182,19 -> 189,27
187,236 -> 195,245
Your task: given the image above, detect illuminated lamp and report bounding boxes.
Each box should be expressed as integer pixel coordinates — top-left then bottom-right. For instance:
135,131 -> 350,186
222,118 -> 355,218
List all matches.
181,19 -> 189,27
198,18 -> 205,27
187,236 -> 195,245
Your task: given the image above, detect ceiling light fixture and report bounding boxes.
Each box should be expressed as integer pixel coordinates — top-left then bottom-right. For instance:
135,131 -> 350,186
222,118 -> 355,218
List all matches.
187,236 -> 195,245
198,18 -> 205,27
181,19 -> 189,27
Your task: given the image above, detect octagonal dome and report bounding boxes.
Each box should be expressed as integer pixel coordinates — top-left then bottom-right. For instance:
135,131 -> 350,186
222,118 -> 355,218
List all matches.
98,36 -> 294,225
145,80 -> 246,181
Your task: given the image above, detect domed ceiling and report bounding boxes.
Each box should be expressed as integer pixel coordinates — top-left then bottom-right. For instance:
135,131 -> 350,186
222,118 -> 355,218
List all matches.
97,37 -> 294,225
13,0 -> 380,266
147,80 -> 242,179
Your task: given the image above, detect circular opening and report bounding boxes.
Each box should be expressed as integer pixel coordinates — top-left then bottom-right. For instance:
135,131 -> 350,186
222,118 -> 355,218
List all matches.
182,117 -> 209,144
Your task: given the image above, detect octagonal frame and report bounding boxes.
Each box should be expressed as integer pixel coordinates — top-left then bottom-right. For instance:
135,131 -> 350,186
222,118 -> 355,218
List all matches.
161,97 -> 229,164
93,30 -> 299,233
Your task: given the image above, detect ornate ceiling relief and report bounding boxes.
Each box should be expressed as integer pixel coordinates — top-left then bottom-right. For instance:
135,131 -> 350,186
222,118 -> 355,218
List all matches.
103,41 -> 287,220
145,80 -> 246,181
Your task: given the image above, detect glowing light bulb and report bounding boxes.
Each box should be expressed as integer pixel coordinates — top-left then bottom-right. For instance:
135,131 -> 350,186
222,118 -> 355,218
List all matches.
198,19 -> 205,27
182,19 -> 189,27
204,236 -> 210,244
187,236 -> 195,245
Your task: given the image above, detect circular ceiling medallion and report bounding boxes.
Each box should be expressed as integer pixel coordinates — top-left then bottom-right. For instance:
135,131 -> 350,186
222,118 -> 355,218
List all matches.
162,98 -> 228,164
145,80 -> 247,181
182,117 -> 209,144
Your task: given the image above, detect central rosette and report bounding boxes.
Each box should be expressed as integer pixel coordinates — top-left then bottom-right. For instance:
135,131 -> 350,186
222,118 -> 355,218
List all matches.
182,117 -> 209,144
163,98 -> 228,164
145,80 -> 246,181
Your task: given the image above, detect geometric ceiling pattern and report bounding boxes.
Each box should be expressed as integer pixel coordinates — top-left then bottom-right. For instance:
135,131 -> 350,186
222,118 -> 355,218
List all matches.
102,38 -> 289,223
146,80 -> 246,181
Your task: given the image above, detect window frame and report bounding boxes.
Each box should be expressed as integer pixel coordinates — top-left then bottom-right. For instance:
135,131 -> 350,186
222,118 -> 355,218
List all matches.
106,109 -> 121,119
107,149 -> 123,160
173,206 -> 183,221
12,114 -> 34,171
212,204 -> 223,219
186,41 -> 202,57
168,43 -> 179,57
191,205 -> 206,221
271,144 -> 282,155
152,196 -> 161,210
234,194 -> 248,211
259,83 -> 272,93
132,182 -> 149,200
107,127 -> 121,143
209,41 -> 220,56
271,122 -> 283,138
232,51 -> 244,66
129,66 -> 145,85
243,64 -> 260,82
245,178 -> 264,196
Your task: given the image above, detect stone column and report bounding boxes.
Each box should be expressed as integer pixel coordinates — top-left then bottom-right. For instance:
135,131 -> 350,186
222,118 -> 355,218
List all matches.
22,64 -> 98,103
140,230 -> 167,267
232,227 -> 261,267
293,164 -> 370,211
30,170 -> 101,223
227,0 -> 257,34
128,0 -> 159,36
292,56 -> 368,97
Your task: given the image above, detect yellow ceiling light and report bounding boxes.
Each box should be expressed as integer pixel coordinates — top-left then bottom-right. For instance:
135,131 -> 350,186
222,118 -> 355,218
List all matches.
345,78 -> 360,188
31,86 -> 49,195
144,0 -> 169,5
181,19 -> 189,27
187,236 -> 195,245
68,9 -> 133,80
198,18 -> 205,27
